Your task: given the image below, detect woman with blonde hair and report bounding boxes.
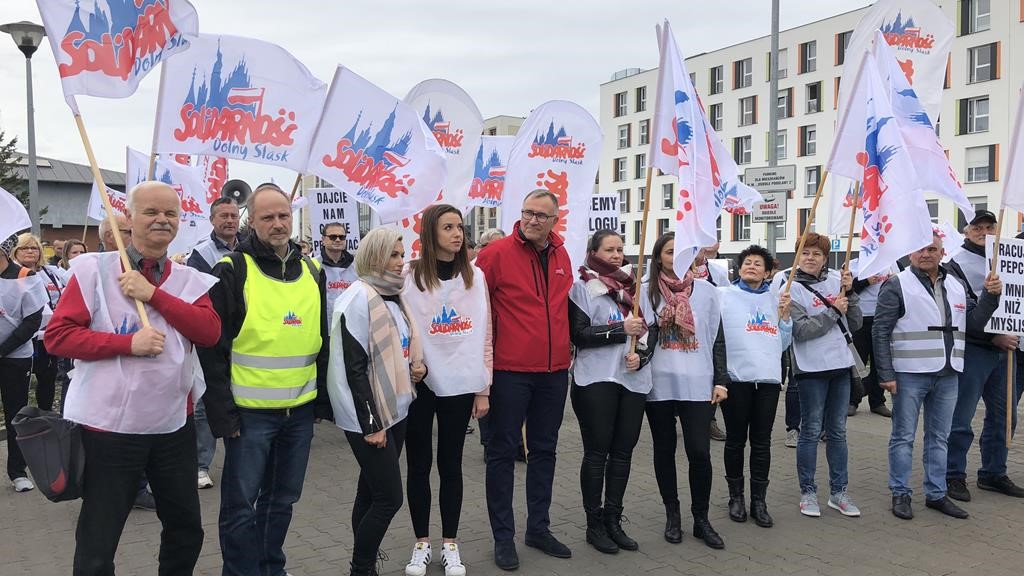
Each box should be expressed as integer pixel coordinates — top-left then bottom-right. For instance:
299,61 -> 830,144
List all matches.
327,227 -> 427,576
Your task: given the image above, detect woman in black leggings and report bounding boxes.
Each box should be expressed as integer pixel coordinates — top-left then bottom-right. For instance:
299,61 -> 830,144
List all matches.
569,229 -> 654,554
327,228 -> 427,576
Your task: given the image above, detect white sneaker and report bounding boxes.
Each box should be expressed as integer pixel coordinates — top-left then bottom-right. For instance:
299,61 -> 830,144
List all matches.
785,429 -> 799,448
799,492 -> 820,517
12,477 -> 34,492
197,470 -> 214,489
828,490 -> 861,517
405,542 -> 431,576
440,542 -> 467,576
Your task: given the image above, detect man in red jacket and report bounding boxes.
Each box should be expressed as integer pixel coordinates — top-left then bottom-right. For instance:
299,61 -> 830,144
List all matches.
475,189 -> 573,571
46,182 -> 221,576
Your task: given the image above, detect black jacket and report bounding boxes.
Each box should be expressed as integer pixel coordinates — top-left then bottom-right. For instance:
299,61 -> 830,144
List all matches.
198,235 -> 332,438
0,261 -> 43,358
568,300 -> 656,369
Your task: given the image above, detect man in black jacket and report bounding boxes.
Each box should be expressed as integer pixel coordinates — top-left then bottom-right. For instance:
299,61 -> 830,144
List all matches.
198,183 -> 332,576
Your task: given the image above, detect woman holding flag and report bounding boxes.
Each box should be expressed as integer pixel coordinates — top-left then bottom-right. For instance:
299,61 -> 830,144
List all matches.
641,232 -> 729,550
400,205 -> 491,576
569,229 -> 653,554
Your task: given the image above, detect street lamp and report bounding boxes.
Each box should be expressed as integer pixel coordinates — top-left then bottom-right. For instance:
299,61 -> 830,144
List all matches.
0,21 -> 46,237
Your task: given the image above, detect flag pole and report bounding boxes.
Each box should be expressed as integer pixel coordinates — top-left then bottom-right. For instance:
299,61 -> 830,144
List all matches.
149,64 -> 168,181
842,181 -> 861,275
1008,350 -> 1014,447
73,113 -> 150,327
629,165 -> 656,355
289,173 -> 303,201
783,170 -> 830,295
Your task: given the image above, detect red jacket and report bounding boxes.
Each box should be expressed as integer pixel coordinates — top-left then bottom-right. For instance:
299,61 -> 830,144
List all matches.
475,223 -> 572,372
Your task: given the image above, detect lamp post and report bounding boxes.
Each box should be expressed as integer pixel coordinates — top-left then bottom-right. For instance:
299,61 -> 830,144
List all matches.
1,21 -> 46,237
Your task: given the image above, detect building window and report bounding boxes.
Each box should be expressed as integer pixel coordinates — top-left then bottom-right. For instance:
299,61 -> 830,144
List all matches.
636,86 -> 647,112
614,91 -> 628,117
638,119 -> 650,145
633,220 -> 642,245
710,65 -> 724,94
739,96 -> 757,126
968,43 -> 998,83
662,183 -> 674,209
638,186 -> 646,211
959,96 -> 990,134
658,218 -> 670,237
487,127 -> 497,135
799,41 -> 817,74
926,199 -> 939,224
772,220 -> 786,240
709,103 -> 723,131
961,0 -> 991,35
965,145 -> 997,183
614,157 -> 626,182
799,125 -> 817,156
806,82 -> 822,113
798,208 -> 815,234
634,153 -> 646,179
777,48 -> 788,79
734,58 -> 752,89
617,124 -> 631,149
774,130 -> 787,161
733,136 -> 752,165
732,213 -> 751,241
618,189 -> 630,213
958,197 -> 989,229
620,221 -> 627,236
805,166 -> 820,197
836,30 -> 853,66
777,88 -> 792,119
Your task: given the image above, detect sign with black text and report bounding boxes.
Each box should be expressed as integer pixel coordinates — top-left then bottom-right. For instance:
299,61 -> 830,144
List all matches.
588,193 -> 620,233
308,187 -> 362,257
986,235 -> 1024,335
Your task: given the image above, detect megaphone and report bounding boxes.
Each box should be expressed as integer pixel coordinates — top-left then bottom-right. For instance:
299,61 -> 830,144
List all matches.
220,179 -> 252,206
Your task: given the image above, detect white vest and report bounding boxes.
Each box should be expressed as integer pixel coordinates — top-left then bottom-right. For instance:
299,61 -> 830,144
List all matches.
63,252 -> 218,434
321,259 -> 359,322
772,269 -> 854,372
719,285 -> 784,384
327,281 -> 414,433
641,279 -> 720,401
891,269 -> 966,373
0,273 -> 46,359
848,258 -> 897,317
569,279 -> 653,394
192,236 -> 233,270
951,248 -> 986,297
402,267 -> 490,397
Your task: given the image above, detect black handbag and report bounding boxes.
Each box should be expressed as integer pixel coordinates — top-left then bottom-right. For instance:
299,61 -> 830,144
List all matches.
10,406 -> 86,502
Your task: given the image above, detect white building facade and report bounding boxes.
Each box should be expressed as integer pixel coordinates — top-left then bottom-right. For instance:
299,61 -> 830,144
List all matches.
599,0 -> 1023,266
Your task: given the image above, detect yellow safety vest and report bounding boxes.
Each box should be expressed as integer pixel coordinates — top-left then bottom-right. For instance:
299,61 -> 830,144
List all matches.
230,253 -> 322,409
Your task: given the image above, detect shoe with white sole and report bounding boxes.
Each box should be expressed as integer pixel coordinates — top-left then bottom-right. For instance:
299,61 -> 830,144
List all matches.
405,542 -> 431,576
441,542 -> 467,576
828,490 -> 861,517
12,477 -> 34,493
799,492 -> 820,517
785,429 -> 798,448
197,470 -> 214,489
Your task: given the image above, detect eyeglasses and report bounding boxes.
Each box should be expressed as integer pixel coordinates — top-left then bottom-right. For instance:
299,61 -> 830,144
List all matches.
326,234 -> 347,242
521,210 -> 556,224
17,246 -> 40,251
119,229 -> 132,236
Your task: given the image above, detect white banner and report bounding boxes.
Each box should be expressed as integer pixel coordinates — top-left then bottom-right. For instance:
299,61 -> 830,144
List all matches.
126,147 -> 211,256
307,187 -> 362,257
499,100 -> 602,268
588,194 -> 620,234
404,80 -> 483,211
1000,84 -> 1024,212
986,235 -> 1024,336
0,187 -> 31,243
154,34 -> 327,171
197,155 -> 230,206
88,183 -> 129,221
466,135 -> 514,210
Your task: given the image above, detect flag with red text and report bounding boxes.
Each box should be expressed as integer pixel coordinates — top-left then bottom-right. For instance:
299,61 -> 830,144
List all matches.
88,183 -> 128,221
126,147 -> 210,255
465,136 -> 514,210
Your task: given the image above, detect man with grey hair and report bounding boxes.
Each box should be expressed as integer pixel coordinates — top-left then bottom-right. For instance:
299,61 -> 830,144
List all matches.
199,182 -> 333,576
97,212 -> 131,252
475,189 -> 574,570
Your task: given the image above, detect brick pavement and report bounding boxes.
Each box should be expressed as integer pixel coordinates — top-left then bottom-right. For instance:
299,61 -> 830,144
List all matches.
1,400 -> 1022,576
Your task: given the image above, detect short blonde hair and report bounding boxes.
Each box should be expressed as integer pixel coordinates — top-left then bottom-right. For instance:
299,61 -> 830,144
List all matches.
355,228 -> 403,277
13,233 -> 43,267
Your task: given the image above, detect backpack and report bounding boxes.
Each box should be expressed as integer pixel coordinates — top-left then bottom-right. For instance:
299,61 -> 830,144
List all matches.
10,406 -> 86,502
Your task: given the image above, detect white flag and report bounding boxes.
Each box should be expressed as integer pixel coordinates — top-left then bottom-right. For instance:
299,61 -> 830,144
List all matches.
126,147 -> 210,255
88,183 -> 129,221
935,220 -> 965,263
0,187 -> 31,243
1000,84 -> 1024,212
465,136 -> 514,210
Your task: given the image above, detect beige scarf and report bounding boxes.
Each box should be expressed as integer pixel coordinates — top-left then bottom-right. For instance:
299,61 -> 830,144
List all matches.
361,279 -> 423,429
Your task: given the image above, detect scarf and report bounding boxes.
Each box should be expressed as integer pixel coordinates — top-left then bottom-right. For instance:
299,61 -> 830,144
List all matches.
578,253 -> 636,318
360,275 -> 423,430
657,270 -> 696,343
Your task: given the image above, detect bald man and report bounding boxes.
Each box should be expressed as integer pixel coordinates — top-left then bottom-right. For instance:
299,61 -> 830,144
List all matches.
46,181 -> 222,575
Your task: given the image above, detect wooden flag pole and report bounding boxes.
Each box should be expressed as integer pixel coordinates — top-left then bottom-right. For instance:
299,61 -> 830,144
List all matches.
629,166 -> 656,355
289,173 -> 303,201
73,114 -> 150,327
842,182 -> 861,275
783,170 -> 830,296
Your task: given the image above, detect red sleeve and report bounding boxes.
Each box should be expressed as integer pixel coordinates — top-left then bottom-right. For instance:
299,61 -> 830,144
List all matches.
44,275 -> 134,360
148,289 -> 221,347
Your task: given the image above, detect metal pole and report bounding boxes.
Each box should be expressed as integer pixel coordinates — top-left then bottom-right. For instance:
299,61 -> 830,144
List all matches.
25,55 -> 40,237
766,0 -> 780,255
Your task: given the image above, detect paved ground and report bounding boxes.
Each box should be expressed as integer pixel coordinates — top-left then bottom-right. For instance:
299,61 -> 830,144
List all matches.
2,398 -> 1022,576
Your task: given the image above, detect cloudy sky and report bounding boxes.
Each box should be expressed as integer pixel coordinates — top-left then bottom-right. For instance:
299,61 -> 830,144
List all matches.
0,0 -> 871,187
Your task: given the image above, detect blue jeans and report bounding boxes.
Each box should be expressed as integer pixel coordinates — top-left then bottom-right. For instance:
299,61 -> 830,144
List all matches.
795,369 -> 850,495
888,372 -> 958,500
219,402 -> 314,576
195,398 -> 217,472
947,344 -> 1015,481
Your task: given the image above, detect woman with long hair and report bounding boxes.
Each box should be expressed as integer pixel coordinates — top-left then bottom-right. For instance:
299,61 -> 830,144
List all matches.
60,240 -> 87,270
327,228 -> 427,576
400,204 -> 491,576
569,229 -> 653,554
641,232 -> 729,549
718,245 -> 792,528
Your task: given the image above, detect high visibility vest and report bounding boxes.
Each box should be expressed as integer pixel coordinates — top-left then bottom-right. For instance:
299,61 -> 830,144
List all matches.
891,269 -> 966,373
230,253 -> 322,409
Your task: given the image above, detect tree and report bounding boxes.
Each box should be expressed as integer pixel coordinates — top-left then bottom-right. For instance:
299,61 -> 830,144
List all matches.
0,131 -> 27,209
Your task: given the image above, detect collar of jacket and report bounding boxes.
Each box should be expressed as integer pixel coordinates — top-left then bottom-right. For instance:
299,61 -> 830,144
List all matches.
210,231 -> 239,252
910,263 -> 948,285
733,278 -> 771,294
512,220 -> 564,252
794,266 -> 829,284
962,239 -> 985,257
320,250 -> 354,268
238,234 -> 301,265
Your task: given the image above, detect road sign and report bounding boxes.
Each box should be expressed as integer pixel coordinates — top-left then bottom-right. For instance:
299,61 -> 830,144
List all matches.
752,192 -> 787,223
744,165 -> 797,192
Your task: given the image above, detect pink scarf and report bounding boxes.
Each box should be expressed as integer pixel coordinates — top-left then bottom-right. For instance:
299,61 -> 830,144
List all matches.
658,270 -> 695,340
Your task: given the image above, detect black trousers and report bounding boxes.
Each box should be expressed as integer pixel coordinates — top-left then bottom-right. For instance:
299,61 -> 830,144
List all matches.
32,339 -> 59,412
571,381 -> 646,513
720,382 -> 780,481
0,357 -> 31,480
645,400 -> 714,514
346,419 -> 407,572
850,316 -> 885,408
74,419 -> 202,576
405,382 -> 474,539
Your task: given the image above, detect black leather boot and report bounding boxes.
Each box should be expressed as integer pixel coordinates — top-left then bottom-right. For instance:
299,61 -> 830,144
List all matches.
693,513 -> 725,549
726,476 -> 747,522
663,501 -> 683,544
585,508 -> 619,554
603,504 -> 639,551
749,479 -> 774,528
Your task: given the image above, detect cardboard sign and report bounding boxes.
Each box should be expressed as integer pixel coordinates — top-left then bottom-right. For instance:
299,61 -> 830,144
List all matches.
588,193 -> 620,233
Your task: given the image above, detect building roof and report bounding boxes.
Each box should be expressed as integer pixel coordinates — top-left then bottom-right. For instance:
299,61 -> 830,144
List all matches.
12,151 -> 125,187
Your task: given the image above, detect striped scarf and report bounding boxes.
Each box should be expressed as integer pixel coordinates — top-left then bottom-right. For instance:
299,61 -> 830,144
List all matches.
362,280 -> 423,430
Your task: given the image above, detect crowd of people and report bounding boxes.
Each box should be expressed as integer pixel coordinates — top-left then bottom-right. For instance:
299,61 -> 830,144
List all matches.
1,184 -> 1023,576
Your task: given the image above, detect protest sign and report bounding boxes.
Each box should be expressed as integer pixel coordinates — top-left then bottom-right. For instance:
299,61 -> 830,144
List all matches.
307,187 -> 362,257
588,194 -> 620,233
987,235 -> 1024,336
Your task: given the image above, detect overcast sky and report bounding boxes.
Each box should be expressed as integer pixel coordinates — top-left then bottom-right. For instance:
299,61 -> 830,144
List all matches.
0,0 -> 871,187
